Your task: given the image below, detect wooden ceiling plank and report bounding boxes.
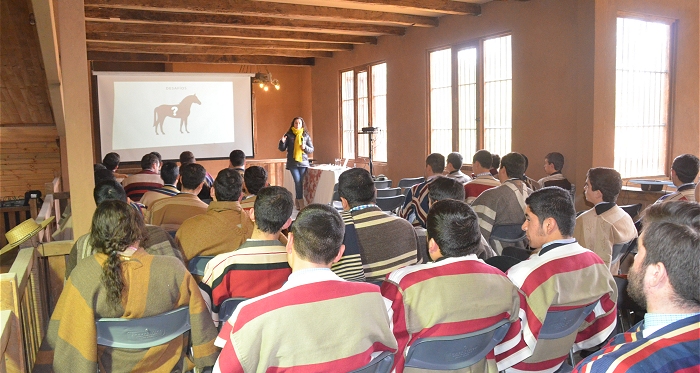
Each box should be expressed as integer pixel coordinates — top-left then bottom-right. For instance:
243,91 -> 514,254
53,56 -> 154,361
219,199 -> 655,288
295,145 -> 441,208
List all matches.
86,41 -> 334,57
84,8 -> 406,35
86,21 -> 378,44
83,0 -> 438,27
340,0 -> 481,15
87,51 -> 315,66
86,32 -> 354,51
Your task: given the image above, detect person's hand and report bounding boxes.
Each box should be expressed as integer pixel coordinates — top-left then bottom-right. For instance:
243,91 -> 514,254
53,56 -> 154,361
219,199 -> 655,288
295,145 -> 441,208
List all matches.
282,135 -> 287,142
301,142 -> 306,150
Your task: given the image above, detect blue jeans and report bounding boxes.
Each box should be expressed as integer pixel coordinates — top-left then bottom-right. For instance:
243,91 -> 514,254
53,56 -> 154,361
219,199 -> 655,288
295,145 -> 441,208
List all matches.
289,166 -> 307,200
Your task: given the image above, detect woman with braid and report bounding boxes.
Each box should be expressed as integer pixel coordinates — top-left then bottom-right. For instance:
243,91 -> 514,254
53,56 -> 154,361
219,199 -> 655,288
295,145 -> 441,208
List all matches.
41,200 -> 219,373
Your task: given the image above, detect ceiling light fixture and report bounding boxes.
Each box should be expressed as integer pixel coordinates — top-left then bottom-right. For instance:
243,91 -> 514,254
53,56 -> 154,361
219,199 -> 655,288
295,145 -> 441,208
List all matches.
252,71 -> 281,92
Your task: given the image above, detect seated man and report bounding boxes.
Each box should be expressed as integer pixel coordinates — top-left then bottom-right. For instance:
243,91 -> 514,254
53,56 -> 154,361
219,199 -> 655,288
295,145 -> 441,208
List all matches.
101,151 -> 127,180
200,186 -> 293,324
121,153 -> 163,202
333,168 -> 419,282
228,149 -> 246,176
655,153 -> 699,203
176,168 -> 254,263
149,163 -> 209,232
240,165 -> 268,211
574,167 -> 637,272
213,204 -> 397,372
465,150 -> 501,204
140,161 -> 180,209
472,152 -> 533,253
400,153 -> 445,228
498,187 -> 617,373
180,151 -> 215,202
65,179 -> 183,278
537,152 -> 571,190
574,201 -> 700,372
444,152 -> 471,184
382,199 -> 522,373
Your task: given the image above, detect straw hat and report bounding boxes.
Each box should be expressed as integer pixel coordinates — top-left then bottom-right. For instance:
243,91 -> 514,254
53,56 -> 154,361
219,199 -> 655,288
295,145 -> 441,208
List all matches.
0,217 -> 55,256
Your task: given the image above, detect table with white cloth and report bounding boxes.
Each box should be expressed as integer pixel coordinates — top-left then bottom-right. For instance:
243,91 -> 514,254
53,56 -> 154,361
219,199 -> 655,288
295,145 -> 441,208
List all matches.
283,165 -> 348,205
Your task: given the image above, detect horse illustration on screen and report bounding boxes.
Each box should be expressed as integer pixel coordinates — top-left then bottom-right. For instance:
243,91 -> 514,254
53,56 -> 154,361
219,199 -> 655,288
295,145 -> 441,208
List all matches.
153,94 -> 202,135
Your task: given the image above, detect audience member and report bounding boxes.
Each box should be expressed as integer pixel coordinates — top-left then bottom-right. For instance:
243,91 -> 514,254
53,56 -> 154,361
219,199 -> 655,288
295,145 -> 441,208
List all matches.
213,204 -> 397,372
149,163 -> 208,232
199,186 -> 293,324
240,165 -> 268,211
176,168 -> 253,263
574,167 -> 637,272
472,152 -> 533,253
381,199 -> 521,372
140,161 -> 180,209
537,152 -> 572,190
65,179 -> 183,278
444,152 -> 471,184
42,200 -> 217,372
499,187 -> 617,373
490,153 -> 501,176
101,152 -> 127,179
180,150 -> 214,202
333,168 -> 418,282
655,154 -> 699,203
150,151 -> 163,173
229,149 -> 246,175
465,149 -> 501,204
94,167 -> 116,185
521,154 -> 541,191
399,153 -> 445,228
574,201 -> 700,373
121,153 -> 163,202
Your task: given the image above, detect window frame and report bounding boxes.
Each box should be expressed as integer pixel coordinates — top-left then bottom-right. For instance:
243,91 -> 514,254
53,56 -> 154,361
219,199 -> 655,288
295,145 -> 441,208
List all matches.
339,61 -> 388,163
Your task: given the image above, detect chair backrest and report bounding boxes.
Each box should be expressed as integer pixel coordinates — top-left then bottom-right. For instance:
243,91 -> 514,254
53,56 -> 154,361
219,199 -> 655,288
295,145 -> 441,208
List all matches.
187,255 -> 215,277
543,179 -> 572,190
490,224 -> 526,244
619,203 -> 642,220
218,297 -> 249,324
96,306 -> 191,349
538,302 -> 597,340
404,319 -> 511,370
374,180 -> 392,189
610,239 -> 634,267
485,255 -> 522,273
349,351 -> 394,373
376,187 -> 401,197
376,195 -> 405,212
398,177 -> 424,190
502,246 -> 531,261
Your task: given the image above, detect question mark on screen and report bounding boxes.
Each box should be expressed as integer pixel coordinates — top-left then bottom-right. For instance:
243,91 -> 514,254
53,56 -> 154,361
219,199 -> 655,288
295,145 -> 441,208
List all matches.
171,106 -> 178,116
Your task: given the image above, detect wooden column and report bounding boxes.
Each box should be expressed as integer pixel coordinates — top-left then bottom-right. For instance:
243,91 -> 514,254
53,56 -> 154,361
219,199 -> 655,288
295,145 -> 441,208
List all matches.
54,0 -> 95,238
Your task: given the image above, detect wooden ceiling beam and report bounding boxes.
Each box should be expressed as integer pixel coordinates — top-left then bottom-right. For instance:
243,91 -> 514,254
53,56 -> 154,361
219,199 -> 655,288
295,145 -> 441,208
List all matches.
86,41 -> 334,58
84,8 -> 406,35
341,0 -> 480,15
86,21 -> 378,44
86,32 -> 354,51
83,0 -> 438,27
87,51 -> 315,65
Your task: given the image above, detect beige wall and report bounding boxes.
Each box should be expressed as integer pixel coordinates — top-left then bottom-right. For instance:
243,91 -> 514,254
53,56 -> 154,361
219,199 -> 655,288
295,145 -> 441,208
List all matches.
311,0 -> 699,209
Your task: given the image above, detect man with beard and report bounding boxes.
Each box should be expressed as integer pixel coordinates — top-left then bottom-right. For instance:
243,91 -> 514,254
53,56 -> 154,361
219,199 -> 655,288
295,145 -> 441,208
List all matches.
574,201 -> 700,373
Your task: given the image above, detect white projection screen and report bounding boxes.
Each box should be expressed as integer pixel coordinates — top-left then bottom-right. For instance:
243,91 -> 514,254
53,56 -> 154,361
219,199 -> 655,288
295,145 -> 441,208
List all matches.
95,72 -> 254,162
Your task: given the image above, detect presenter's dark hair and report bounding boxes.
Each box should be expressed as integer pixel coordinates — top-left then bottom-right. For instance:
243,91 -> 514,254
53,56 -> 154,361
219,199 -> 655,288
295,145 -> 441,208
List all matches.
229,150 -> 246,167
180,163 -> 206,190
244,166 -> 268,195
525,187 -> 576,236
254,186 -> 293,234
501,152 -> 526,179
473,150 -> 492,169
427,200 -> 481,258
290,116 -> 306,129
94,180 -> 128,205
213,168 -> 243,201
429,177 -> 465,203
102,152 -> 120,171
160,161 -> 179,185
587,167 -> 622,203
338,168 -> 376,207
140,153 -> 159,170
291,204 -> 344,265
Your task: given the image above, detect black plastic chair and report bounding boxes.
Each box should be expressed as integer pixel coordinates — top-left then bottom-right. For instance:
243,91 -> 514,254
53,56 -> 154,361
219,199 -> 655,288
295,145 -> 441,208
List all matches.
218,297 -> 249,325
403,319 -> 511,370
485,255 -> 522,273
613,276 -> 645,333
610,239 -> 635,269
96,306 -> 190,349
376,195 -> 404,213
349,351 -> 394,373
620,203 -> 643,220
376,187 -> 402,197
187,256 -> 215,277
374,179 -> 392,189
538,302 -> 598,371
489,224 -> 527,254
398,177 -> 425,195
502,246 -> 532,261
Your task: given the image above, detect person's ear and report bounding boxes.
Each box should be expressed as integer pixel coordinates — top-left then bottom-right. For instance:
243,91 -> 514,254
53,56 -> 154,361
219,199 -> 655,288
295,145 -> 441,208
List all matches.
281,218 -> 292,230
332,244 -> 346,264
544,217 -> 558,235
286,233 -> 294,255
340,197 -> 350,211
210,186 -> 216,200
249,207 -> 256,222
428,238 -> 439,255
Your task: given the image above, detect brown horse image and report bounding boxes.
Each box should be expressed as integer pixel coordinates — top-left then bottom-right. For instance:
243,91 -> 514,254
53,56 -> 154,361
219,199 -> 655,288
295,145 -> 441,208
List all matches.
153,94 -> 201,135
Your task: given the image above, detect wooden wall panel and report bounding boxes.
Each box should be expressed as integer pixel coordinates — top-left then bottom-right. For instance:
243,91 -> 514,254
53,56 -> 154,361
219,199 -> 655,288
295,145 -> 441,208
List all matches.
0,127 -> 60,198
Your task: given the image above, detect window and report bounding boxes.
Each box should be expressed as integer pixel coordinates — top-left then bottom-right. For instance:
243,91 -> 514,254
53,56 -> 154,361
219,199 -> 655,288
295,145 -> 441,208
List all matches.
340,62 -> 387,162
429,34 -> 512,160
614,17 -> 672,178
